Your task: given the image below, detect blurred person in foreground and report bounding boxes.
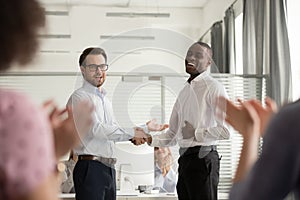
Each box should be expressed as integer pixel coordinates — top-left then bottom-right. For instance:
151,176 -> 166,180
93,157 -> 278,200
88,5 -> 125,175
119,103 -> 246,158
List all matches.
223,97 -> 300,199
0,1 -> 93,200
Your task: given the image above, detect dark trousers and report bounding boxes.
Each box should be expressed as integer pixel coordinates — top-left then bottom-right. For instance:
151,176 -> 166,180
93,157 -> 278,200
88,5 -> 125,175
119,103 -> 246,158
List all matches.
177,148 -> 220,200
73,160 -> 116,200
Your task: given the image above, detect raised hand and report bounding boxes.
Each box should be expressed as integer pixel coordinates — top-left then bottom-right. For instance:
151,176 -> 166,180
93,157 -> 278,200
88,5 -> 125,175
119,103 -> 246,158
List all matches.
248,97 -> 277,136
146,119 -> 169,131
181,120 -> 195,139
224,98 -> 260,139
43,100 -> 93,159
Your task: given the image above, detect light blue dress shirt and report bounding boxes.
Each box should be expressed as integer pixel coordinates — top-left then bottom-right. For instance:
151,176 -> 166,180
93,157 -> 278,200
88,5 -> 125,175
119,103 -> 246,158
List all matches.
67,80 -> 136,158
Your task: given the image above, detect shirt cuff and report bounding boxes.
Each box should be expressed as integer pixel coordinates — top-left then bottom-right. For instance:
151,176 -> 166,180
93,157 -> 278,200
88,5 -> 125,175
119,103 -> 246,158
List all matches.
194,128 -> 207,142
123,127 -> 135,138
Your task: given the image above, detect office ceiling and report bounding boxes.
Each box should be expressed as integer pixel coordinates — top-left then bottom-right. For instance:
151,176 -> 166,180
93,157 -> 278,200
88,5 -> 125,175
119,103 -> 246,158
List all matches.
39,0 -> 210,8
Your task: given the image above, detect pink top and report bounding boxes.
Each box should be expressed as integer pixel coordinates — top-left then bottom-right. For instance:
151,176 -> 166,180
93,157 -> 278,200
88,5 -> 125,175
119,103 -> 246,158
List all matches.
0,89 -> 55,199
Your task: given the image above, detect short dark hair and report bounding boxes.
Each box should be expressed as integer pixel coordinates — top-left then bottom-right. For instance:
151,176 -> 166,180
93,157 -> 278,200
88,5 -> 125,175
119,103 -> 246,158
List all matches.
196,41 -> 212,58
79,47 -> 107,66
0,0 -> 45,71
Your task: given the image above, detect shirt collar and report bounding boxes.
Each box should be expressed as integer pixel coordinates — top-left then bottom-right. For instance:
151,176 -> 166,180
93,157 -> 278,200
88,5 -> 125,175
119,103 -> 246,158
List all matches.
82,80 -> 107,96
191,70 -> 209,82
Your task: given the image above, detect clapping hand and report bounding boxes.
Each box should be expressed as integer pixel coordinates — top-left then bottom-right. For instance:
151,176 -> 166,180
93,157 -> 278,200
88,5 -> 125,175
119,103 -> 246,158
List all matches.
222,98 -> 260,140
43,100 -> 93,159
247,97 -> 277,135
224,97 -> 277,138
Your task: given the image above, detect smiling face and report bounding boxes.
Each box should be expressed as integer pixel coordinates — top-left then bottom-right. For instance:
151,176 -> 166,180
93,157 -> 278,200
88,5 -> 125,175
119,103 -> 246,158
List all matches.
80,54 -> 107,88
185,43 -> 212,76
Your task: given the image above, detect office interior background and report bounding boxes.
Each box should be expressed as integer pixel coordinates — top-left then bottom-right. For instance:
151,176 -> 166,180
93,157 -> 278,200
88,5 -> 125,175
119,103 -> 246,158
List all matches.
0,0 -> 299,199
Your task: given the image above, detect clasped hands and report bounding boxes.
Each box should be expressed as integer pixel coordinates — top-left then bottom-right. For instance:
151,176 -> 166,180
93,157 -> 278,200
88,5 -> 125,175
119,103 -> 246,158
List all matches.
131,119 -> 169,145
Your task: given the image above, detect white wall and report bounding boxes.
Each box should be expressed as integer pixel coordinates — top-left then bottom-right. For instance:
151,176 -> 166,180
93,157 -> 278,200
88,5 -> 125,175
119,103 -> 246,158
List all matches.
9,1 -> 240,74
11,5 -> 204,74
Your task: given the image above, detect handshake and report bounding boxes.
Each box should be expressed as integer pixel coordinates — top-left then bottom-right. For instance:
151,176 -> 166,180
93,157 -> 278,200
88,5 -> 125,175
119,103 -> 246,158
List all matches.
131,119 -> 169,145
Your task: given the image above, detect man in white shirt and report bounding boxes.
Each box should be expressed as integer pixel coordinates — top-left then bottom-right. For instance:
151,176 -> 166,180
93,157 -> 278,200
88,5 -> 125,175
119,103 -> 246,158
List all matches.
67,47 -> 166,200
142,42 -> 230,200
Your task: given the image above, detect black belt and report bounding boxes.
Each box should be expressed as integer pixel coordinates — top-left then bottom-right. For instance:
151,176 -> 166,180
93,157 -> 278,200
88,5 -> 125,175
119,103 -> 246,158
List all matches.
78,155 -> 117,166
179,145 -> 217,157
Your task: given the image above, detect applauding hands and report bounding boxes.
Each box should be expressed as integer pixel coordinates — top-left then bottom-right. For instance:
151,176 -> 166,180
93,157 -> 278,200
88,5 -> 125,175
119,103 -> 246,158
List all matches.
223,97 -> 277,138
219,96 -> 278,182
43,100 -> 93,159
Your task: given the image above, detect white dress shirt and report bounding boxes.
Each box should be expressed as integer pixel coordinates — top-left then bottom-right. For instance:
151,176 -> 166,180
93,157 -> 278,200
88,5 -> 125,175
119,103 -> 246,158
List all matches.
151,70 -> 230,148
67,80 -> 135,158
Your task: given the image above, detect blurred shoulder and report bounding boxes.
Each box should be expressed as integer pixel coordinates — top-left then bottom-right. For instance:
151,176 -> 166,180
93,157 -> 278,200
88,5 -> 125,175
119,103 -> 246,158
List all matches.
0,89 -> 38,114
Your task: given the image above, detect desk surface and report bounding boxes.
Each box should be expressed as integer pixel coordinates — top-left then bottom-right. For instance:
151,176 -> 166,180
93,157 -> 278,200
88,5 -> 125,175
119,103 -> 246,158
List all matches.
59,192 -> 228,200
59,192 -> 178,200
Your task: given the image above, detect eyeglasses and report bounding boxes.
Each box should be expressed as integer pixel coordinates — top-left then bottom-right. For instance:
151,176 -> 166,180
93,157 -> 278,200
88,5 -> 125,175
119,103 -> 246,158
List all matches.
84,64 -> 108,72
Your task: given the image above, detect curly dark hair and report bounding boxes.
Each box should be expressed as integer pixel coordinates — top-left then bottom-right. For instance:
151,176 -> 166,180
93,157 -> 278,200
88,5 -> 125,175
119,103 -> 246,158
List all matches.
0,0 -> 45,71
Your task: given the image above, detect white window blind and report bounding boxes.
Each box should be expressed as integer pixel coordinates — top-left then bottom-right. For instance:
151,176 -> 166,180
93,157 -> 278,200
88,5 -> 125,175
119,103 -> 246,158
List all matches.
0,72 -> 268,199
212,74 -> 268,198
